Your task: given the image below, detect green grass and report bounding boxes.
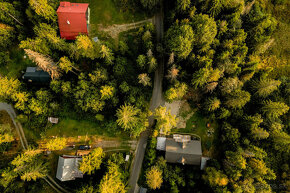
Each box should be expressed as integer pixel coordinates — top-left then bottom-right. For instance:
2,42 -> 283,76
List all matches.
70,0 -> 148,38
46,118 -> 110,137
172,112 -> 218,156
71,0 -> 147,26
0,48 -> 35,79
44,117 -> 130,141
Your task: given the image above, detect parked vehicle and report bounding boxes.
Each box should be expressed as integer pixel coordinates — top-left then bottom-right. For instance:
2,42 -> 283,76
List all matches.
78,145 -> 91,150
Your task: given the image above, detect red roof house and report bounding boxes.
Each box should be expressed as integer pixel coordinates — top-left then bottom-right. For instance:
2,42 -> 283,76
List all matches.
57,2 -> 90,40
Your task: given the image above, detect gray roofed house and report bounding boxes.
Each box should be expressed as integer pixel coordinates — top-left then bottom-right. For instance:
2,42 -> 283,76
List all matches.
56,155 -> 83,181
23,67 -> 51,83
165,136 -> 202,165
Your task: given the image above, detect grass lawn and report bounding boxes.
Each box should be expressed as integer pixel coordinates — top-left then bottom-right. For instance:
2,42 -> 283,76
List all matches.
44,117 -> 130,140
172,111 -> 218,157
70,0 -> 148,38
0,48 -> 35,79
71,0 -> 147,26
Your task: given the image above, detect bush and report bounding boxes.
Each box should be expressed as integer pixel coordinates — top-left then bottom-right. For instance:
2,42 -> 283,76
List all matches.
0,52 -> 10,67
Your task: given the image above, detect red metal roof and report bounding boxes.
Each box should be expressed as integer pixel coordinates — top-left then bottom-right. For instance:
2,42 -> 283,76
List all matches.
57,2 -> 89,40
57,2 -> 89,13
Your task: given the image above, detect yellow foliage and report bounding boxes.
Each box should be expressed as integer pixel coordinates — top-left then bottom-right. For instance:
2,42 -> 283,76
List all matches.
46,137 -> 67,151
219,177 -> 228,186
146,166 -> 163,190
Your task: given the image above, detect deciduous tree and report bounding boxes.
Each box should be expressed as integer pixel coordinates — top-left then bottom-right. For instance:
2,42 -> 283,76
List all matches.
146,166 -> 163,190
46,137 -> 67,151
154,106 -> 177,134
165,82 -> 188,102
98,162 -> 126,193
0,124 -> 14,145
165,21 -> 194,59
79,147 -> 104,175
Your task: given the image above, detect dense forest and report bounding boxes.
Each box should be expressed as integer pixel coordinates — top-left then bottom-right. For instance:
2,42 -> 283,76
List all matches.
141,0 -> 290,192
0,0 -> 289,193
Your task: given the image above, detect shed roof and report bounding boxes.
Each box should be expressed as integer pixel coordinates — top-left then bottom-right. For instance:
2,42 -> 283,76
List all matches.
165,138 -> 202,165
56,155 -> 83,181
57,2 -> 89,13
23,67 -> 51,83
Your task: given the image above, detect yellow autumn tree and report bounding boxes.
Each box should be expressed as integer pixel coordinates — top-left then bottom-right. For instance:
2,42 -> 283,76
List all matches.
46,137 -> 67,151
79,147 -> 104,175
146,166 -> 163,190
154,106 -> 177,134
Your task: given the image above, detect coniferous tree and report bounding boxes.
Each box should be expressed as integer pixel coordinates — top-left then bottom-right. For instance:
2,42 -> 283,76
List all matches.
261,100 -> 289,119
204,97 -> 221,112
138,73 -> 151,86
24,49 -> 61,79
251,79 -> 281,98
176,0 -> 191,12
28,0 -> 56,21
224,90 -> 251,109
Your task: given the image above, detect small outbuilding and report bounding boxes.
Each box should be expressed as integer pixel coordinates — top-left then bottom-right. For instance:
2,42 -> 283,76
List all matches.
156,137 -> 166,151
23,67 -> 51,83
57,2 -> 90,40
48,117 -> 59,124
56,155 -> 83,181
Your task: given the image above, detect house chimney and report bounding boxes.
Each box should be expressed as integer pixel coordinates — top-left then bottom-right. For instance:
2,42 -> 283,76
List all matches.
182,142 -> 186,149
60,2 -> 71,7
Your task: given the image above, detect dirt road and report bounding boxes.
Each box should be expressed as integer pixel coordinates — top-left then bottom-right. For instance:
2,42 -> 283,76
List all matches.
128,2 -> 165,193
0,102 -> 28,149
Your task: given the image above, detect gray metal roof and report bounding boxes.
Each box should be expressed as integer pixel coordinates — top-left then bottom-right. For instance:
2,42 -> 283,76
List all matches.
165,138 -> 202,165
23,67 -> 51,83
56,155 -> 83,181
26,67 -> 37,72
156,137 -> 166,151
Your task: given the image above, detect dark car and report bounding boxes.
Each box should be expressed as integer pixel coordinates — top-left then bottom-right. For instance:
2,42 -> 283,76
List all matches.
78,145 -> 91,150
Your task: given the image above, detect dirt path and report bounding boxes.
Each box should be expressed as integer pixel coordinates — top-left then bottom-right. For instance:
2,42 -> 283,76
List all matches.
97,18 -> 153,39
0,103 -> 28,149
0,102 -> 68,193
